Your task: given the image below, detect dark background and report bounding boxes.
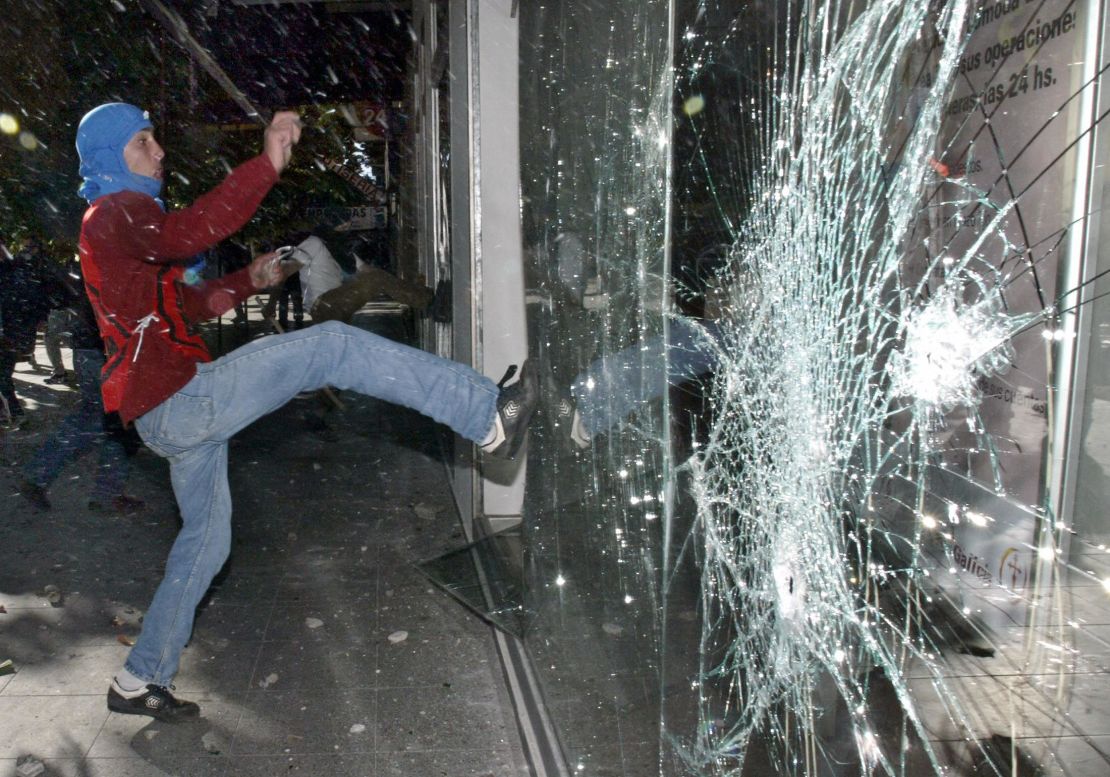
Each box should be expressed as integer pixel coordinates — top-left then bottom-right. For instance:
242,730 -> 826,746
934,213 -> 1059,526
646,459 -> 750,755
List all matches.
0,0 -> 411,260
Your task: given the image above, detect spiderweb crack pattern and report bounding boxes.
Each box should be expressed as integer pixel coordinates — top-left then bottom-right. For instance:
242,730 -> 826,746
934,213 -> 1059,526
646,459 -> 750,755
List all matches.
672,2 -> 1011,774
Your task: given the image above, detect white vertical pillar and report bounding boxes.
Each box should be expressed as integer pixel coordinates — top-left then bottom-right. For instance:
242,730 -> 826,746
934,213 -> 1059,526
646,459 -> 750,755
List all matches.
474,0 -> 527,523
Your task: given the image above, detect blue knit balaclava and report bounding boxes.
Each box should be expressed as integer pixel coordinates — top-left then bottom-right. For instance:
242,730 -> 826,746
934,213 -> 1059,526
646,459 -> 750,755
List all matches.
76,103 -> 163,205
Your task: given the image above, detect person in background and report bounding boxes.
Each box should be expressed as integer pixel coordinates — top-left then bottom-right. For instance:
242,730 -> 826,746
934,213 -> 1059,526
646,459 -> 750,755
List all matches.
43,309 -> 74,384
292,234 -> 435,324
279,272 -> 303,329
18,266 -> 145,515
0,238 -> 65,420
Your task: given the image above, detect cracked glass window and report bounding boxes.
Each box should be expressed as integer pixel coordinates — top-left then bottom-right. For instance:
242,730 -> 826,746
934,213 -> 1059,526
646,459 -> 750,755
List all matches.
521,0 -> 1110,775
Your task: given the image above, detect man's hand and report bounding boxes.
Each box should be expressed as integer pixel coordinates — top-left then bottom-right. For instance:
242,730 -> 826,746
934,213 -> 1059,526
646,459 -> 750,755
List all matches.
248,251 -> 300,290
264,111 -> 302,175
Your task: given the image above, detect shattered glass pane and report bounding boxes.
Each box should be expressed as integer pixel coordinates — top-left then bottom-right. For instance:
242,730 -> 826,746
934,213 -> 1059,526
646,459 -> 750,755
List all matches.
417,527 -> 534,639
522,0 -> 1110,774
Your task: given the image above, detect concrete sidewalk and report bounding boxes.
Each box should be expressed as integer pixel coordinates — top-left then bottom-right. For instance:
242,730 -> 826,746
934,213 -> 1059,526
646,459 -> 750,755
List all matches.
0,309 -> 528,777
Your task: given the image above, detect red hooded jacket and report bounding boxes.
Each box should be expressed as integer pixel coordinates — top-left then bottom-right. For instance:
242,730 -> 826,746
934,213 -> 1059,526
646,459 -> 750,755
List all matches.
79,154 -> 278,423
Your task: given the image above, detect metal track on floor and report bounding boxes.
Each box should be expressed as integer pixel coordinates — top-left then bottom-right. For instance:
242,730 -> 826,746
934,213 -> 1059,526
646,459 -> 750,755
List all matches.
438,448 -> 571,777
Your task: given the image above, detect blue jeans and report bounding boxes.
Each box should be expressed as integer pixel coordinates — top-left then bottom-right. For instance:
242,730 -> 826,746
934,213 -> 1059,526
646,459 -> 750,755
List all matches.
23,349 -> 128,501
571,318 -> 720,437
129,321 -> 498,685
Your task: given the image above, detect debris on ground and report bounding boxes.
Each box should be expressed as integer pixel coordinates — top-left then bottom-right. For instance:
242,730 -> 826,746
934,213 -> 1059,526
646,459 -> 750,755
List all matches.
201,731 -> 223,754
43,585 -> 63,607
412,502 -> 439,521
15,755 -> 45,777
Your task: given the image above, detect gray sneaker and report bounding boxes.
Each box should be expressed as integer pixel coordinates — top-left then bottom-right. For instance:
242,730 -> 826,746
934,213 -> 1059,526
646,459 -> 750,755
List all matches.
488,360 -> 539,460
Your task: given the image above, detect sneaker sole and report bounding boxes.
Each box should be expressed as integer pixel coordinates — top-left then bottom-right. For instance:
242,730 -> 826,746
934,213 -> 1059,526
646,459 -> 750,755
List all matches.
107,695 -> 200,723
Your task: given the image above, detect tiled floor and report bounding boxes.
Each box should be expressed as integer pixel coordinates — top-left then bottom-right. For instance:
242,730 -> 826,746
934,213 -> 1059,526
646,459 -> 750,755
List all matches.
0,312 -> 530,777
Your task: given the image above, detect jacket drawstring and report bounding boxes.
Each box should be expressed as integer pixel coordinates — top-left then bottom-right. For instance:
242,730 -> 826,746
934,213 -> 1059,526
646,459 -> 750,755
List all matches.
132,313 -> 160,362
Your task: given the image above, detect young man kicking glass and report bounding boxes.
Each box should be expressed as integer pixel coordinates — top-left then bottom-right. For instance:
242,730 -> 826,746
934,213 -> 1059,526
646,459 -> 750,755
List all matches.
75,102 -> 537,721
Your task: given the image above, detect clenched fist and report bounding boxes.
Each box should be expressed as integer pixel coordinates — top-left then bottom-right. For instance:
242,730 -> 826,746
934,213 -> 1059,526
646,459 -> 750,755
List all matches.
263,111 -> 302,175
